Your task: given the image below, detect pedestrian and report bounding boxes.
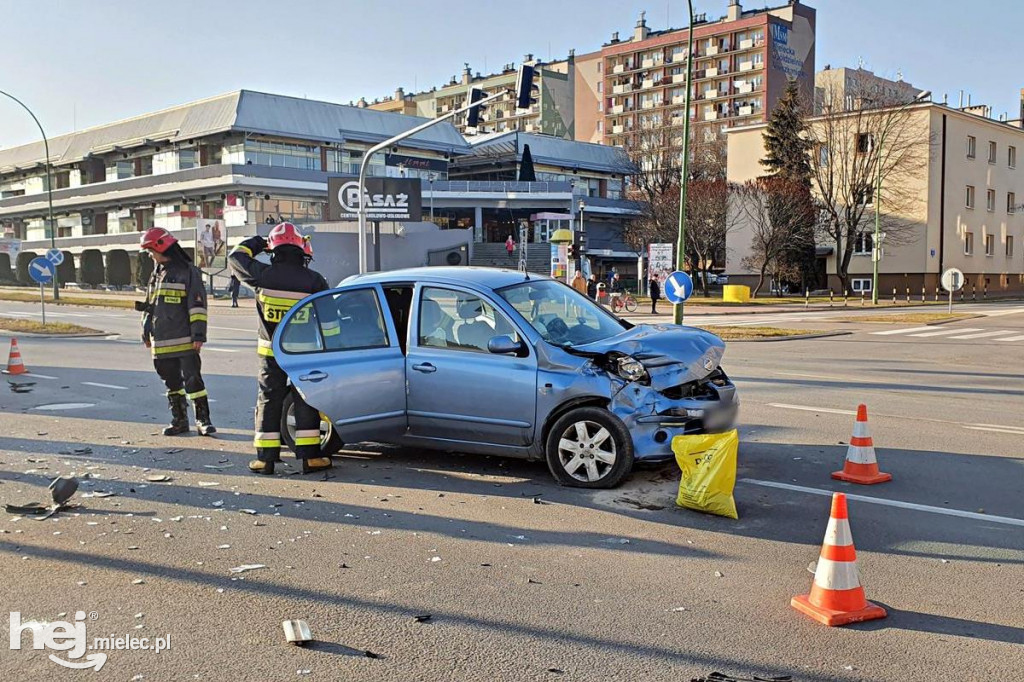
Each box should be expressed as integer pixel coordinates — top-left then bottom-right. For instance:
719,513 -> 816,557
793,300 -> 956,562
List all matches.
505,234 -> 515,261
571,270 -> 587,296
649,273 -> 661,314
229,222 -> 332,476
586,274 -> 598,300
138,228 -> 216,437
607,267 -> 618,287
229,274 -> 240,308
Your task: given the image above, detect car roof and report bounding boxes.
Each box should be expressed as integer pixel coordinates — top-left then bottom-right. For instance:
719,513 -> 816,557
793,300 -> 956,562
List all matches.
339,266 -> 553,290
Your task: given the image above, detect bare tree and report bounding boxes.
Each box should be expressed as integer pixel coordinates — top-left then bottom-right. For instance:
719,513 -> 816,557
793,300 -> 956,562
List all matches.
736,177 -> 817,297
807,81 -> 932,292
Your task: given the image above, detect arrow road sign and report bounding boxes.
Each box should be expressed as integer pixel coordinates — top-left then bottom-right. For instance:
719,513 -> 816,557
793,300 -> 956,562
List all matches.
45,248 -> 64,265
663,270 -> 694,305
29,256 -> 55,284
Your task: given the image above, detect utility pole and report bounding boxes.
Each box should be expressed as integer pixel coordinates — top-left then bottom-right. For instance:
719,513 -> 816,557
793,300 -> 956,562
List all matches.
673,1 -> 695,324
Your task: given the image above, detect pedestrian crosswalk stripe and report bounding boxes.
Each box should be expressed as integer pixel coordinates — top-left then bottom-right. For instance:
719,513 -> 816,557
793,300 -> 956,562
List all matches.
906,328 -> 982,337
871,326 -> 933,335
994,334 -> 1024,342
946,330 -> 1017,340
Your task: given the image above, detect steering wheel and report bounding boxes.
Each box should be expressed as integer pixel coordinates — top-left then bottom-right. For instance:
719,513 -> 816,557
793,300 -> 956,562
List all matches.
544,317 -> 571,344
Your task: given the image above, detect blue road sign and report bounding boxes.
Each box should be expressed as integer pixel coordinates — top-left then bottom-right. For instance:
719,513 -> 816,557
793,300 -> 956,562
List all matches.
663,270 -> 694,304
29,257 -> 55,284
45,248 -> 64,266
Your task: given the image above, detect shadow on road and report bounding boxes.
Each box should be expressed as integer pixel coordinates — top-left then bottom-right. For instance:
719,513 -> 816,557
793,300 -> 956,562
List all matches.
856,603 -> 1024,646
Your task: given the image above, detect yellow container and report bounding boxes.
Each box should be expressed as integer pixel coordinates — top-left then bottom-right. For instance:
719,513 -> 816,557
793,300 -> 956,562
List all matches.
722,284 -> 750,303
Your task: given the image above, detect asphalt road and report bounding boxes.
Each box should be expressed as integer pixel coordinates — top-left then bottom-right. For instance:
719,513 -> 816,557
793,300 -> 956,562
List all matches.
0,299 -> 1021,681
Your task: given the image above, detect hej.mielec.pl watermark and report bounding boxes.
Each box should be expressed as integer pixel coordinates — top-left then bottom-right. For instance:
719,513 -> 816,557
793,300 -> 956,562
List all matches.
10,611 -> 171,671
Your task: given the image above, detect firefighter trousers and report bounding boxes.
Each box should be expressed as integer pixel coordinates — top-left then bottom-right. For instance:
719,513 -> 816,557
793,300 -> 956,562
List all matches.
154,352 -> 207,401
255,355 -> 322,462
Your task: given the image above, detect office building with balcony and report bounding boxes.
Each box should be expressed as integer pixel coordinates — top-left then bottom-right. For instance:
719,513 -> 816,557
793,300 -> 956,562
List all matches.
575,0 -> 816,148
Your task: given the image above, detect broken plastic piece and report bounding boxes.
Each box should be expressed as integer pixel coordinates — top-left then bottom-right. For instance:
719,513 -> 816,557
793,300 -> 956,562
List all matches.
50,477 -> 79,506
282,620 -> 313,645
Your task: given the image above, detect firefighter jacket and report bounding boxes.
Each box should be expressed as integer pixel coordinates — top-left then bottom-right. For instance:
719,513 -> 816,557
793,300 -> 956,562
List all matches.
228,236 -> 329,357
141,259 -> 207,358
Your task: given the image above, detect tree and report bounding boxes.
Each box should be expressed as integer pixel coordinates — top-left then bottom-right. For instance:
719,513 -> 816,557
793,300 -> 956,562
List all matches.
807,81 -> 931,293
737,178 -> 816,297
760,79 -> 818,291
79,249 -> 105,287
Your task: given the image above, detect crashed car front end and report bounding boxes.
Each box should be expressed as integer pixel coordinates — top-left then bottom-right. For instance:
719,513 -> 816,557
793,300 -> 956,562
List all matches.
562,325 -> 739,462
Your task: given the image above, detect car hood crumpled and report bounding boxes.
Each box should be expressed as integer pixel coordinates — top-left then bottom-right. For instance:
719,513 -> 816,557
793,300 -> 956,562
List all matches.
578,324 -> 726,390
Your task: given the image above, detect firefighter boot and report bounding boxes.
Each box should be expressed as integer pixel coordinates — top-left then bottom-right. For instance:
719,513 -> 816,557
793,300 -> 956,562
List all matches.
248,459 -> 275,475
163,393 -> 190,436
193,396 -> 217,436
302,457 -> 333,474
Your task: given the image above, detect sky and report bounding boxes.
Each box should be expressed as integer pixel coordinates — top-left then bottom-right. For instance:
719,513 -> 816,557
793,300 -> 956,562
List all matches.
1,0 -> 1021,147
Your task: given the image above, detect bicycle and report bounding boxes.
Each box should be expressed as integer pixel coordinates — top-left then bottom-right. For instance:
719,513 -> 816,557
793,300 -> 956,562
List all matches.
610,292 -> 638,314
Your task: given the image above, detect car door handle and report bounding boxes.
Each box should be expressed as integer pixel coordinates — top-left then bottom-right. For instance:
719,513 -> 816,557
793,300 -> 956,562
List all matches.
412,363 -> 437,374
299,371 -> 328,382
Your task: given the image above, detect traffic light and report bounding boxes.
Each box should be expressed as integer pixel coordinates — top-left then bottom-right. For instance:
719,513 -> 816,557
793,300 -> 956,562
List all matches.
574,230 -> 586,255
514,64 -> 537,111
466,87 -> 486,128
566,243 -> 575,259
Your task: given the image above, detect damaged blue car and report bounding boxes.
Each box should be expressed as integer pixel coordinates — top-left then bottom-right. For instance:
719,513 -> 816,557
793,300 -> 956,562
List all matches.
272,267 -> 738,488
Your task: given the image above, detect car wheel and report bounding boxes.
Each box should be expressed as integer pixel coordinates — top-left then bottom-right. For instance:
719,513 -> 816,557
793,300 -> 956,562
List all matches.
544,407 -> 634,488
280,391 -> 344,456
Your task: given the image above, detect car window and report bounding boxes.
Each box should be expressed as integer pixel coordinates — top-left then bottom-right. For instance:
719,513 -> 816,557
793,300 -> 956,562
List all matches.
498,280 -> 626,347
418,287 -> 518,353
279,289 -> 388,354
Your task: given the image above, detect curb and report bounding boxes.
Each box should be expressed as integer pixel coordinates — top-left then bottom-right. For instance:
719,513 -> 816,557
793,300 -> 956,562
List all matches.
727,331 -> 852,343
926,314 -> 984,326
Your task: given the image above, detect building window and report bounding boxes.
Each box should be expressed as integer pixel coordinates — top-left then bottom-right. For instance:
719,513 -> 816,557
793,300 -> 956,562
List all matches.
965,185 -> 975,209
851,278 -> 872,293
1007,235 -> 1015,258
853,232 -> 874,254
855,184 -> 874,206
984,233 -> 994,256
1009,192 -> 1017,214
987,188 -> 996,212
1010,146 -> 1017,169
966,135 -> 976,158
964,231 -> 974,255
856,133 -> 874,154
988,141 -> 997,164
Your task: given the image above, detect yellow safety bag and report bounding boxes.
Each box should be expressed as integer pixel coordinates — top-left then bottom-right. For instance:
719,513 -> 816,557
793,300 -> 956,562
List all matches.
672,429 -> 739,519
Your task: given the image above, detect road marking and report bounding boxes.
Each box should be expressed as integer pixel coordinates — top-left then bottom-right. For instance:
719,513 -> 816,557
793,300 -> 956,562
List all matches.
767,403 -> 857,416
946,330 -> 1016,340
994,334 -> 1024,342
81,381 -> 128,390
963,425 -> 1024,435
32,402 -> 96,411
24,373 -> 58,380
774,371 -> 842,380
978,307 -> 1024,317
740,479 -> 1024,528
870,326 -> 934,335
209,325 -> 254,333
907,327 -> 982,337
203,347 -> 238,353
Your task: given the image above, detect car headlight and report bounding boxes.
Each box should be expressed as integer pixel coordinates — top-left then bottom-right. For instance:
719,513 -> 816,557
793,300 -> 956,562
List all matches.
616,356 -> 648,382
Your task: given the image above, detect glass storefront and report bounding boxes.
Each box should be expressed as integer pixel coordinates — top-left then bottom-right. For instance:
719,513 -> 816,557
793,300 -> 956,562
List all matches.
223,140 -> 320,170
247,195 -> 325,225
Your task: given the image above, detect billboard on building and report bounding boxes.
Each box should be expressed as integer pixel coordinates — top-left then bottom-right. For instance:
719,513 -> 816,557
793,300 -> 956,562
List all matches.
0,238 -> 21,263
197,219 -> 226,270
328,177 -> 423,222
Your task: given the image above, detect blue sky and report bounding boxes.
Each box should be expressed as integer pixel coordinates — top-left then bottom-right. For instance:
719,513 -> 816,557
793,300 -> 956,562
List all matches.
1,0 -> 1020,146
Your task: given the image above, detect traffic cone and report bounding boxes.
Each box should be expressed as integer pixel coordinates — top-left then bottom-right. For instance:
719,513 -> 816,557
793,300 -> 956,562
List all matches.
791,492 -> 887,626
832,404 -> 891,484
3,338 -> 27,376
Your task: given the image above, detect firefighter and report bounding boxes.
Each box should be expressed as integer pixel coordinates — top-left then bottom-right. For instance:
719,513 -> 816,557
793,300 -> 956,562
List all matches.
138,228 -> 216,436
228,222 -> 332,475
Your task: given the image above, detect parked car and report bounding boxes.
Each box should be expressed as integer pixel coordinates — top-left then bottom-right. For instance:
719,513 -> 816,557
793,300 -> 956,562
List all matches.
273,267 -> 738,488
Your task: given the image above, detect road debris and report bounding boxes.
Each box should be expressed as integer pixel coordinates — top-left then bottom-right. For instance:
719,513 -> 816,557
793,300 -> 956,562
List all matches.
229,564 -> 267,574
413,614 -> 432,623
146,475 -> 171,483
283,619 -> 313,645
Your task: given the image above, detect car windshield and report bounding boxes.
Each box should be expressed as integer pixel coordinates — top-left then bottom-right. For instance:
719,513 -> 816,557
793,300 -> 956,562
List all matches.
497,279 -> 627,347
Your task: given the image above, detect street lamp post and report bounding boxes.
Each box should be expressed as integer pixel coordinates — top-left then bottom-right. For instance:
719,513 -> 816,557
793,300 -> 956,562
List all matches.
0,89 -> 59,300
577,198 -> 586,276
871,89 -> 931,304
428,171 -> 438,222
673,0 -> 695,324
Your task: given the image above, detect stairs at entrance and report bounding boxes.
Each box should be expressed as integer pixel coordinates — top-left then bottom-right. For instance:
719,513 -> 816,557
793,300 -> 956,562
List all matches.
469,243 -> 550,275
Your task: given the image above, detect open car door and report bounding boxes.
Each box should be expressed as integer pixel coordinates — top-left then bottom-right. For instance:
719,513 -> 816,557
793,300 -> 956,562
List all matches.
272,285 -> 406,443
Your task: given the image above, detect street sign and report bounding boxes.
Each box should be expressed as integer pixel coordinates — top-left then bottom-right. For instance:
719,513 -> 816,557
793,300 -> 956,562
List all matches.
29,257 -> 55,284
45,248 -> 64,266
328,177 -> 423,222
941,267 -> 964,292
663,270 -> 694,305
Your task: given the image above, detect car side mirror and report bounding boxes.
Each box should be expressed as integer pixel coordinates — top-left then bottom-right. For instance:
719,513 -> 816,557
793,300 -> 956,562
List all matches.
488,334 -> 526,357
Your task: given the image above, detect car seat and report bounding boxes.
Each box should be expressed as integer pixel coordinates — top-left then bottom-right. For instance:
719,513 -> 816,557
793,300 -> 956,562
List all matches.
453,299 -> 494,351
419,299 -> 449,347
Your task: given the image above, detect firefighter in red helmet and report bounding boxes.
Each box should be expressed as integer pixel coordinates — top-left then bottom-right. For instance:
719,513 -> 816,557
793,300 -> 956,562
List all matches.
229,222 -> 331,475
138,227 -> 216,436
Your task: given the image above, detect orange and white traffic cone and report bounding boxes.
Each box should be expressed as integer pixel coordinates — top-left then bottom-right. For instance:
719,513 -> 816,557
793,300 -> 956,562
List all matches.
832,404 -> 891,484
791,492 -> 887,626
3,338 -> 27,376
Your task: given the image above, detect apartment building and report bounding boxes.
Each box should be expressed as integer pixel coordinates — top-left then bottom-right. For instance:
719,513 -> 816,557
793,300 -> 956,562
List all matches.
575,0 -> 816,147
815,66 -> 922,113
726,102 -> 1024,294
371,57 -> 576,139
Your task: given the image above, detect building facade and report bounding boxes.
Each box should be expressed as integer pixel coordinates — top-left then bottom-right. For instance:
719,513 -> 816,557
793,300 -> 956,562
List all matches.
726,103 -> 1024,294
575,0 -> 816,147
815,66 -> 922,113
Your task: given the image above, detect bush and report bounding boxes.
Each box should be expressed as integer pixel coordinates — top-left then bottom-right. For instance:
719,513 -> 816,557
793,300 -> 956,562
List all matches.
79,249 -> 105,286
15,252 -> 37,284
106,249 -> 131,286
0,253 -> 13,281
136,251 -> 154,287
56,252 -> 76,286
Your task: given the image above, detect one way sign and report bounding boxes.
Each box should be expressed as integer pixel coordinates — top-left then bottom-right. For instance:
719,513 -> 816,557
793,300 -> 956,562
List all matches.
663,270 -> 693,305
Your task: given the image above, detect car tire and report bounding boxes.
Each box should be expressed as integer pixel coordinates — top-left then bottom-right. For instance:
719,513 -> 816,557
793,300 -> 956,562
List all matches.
544,407 -> 634,488
280,391 -> 344,457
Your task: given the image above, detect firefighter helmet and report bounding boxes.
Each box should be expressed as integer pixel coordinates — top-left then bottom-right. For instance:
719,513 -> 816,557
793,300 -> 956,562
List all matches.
140,227 -> 178,253
267,222 -> 305,251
